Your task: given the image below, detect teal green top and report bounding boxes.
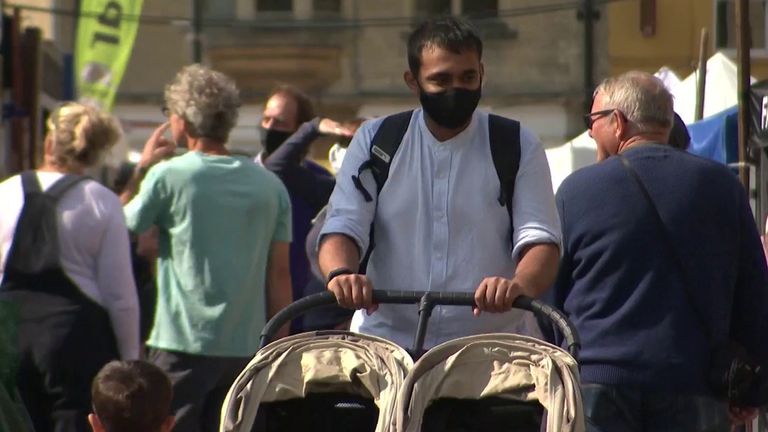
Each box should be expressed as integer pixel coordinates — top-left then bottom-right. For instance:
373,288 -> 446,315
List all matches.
124,152 -> 292,357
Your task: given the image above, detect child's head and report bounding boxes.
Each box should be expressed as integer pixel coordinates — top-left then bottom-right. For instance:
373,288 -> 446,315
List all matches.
89,360 -> 174,432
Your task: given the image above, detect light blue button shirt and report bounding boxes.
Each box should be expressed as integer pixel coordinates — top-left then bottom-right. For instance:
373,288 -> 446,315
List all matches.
321,109 -> 561,349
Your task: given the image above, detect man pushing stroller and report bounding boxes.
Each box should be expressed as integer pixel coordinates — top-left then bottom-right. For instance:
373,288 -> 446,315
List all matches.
317,16 -> 561,351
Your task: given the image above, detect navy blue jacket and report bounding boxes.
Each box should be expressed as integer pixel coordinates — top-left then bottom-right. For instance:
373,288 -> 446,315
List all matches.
549,144 -> 768,394
263,119 -> 335,303
263,119 -> 352,330
263,118 -> 335,210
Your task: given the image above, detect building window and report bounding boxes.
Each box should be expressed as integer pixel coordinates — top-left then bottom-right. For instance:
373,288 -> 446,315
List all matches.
715,0 -> 767,51
204,0 -> 236,19
416,0 -> 451,16
257,0 -> 293,12
412,0 -> 511,38
314,0 -> 341,14
414,0 -> 498,18
463,0 -> 497,18
255,0 -> 340,18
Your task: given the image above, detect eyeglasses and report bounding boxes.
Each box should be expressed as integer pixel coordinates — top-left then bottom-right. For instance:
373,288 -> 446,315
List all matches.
583,108 -> 616,130
161,106 -> 170,117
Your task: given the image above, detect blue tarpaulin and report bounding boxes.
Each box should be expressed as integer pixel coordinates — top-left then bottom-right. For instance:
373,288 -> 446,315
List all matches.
687,106 -> 738,165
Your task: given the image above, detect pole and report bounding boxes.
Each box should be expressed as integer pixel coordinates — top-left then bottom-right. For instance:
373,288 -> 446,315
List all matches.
694,28 -> 708,121
0,1 -> 5,178
191,0 -> 203,63
22,27 -> 41,169
10,7 -> 25,174
582,0 -> 595,112
735,0 -> 751,191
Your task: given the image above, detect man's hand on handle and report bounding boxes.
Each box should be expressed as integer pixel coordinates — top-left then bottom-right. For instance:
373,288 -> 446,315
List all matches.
328,273 -> 524,317
326,272 -> 378,315
472,243 -> 561,316
473,277 -> 522,316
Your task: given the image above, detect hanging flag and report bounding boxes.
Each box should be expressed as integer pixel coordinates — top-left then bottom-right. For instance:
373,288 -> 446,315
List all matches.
75,0 -> 144,110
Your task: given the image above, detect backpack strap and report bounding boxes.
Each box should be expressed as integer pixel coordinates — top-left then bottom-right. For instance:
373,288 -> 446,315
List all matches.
4,173 -> 86,278
488,114 -> 521,235
351,110 -> 413,272
20,171 -> 88,201
353,111 -> 521,271
352,110 -> 414,202
45,174 -> 88,202
20,171 -> 42,195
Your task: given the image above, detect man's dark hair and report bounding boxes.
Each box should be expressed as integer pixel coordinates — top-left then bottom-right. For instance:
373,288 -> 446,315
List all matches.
407,16 -> 483,75
91,360 -> 173,432
268,84 -> 316,126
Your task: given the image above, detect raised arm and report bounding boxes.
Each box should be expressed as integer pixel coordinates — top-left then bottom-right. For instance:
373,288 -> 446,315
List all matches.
263,118 -> 322,171
120,122 -> 175,206
265,118 -> 356,172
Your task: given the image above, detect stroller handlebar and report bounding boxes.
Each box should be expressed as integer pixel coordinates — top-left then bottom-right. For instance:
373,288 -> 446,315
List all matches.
259,290 -> 581,360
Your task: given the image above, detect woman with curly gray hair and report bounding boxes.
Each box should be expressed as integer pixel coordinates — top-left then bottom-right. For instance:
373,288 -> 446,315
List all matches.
121,65 -> 293,432
0,102 -> 140,432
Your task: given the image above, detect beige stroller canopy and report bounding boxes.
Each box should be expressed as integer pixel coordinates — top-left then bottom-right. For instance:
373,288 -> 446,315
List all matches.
219,331 -> 414,432
395,333 -> 584,432
220,291 -> 583,432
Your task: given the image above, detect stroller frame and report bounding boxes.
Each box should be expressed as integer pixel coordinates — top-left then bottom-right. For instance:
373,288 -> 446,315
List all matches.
260,290 -> 581,361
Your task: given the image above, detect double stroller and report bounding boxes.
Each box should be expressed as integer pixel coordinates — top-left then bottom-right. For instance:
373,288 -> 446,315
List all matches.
220,291 -> 584,432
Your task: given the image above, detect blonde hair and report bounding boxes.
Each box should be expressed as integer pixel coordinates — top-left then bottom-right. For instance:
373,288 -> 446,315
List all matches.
46,102 -> 122,169
164,64 -> 241,143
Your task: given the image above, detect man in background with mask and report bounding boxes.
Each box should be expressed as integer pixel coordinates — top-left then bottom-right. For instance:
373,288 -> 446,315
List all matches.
258,85 -> 359,332
318,16 -> 561,350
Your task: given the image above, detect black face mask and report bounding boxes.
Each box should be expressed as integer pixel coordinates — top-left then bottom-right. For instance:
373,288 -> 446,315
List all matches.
419,85 -> 482,129
259,127 -> 293,155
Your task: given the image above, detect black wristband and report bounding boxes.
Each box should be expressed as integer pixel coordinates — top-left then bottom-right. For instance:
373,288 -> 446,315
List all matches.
326,267 -> 354,285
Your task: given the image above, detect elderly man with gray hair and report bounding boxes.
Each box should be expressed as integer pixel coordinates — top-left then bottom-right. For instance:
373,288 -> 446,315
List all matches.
547,71 -> 768,430
120,64 -> 293,432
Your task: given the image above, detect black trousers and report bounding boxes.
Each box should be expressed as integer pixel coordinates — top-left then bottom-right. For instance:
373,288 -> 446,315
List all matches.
9,289 -> 118,432
149,348 -> 250,432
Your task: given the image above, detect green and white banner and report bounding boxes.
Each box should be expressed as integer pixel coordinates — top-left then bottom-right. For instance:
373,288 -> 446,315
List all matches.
75,0 -> 144,110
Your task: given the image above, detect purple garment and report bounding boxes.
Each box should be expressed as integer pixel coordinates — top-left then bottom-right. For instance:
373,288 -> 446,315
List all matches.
285,159 -> 332,304
261,118 -> 340,330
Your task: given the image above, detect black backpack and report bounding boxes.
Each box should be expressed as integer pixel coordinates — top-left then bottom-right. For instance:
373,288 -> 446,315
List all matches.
3,172 -> 88,277
350,110 -> 522,270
